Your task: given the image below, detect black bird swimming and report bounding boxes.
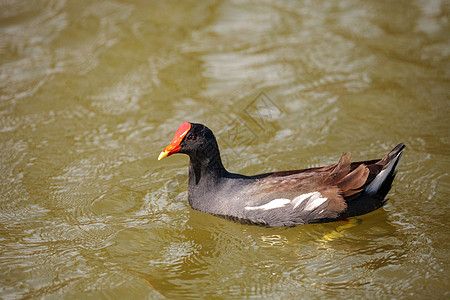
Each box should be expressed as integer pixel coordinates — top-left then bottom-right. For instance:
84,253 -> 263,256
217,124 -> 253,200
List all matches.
158,122 -> 405,227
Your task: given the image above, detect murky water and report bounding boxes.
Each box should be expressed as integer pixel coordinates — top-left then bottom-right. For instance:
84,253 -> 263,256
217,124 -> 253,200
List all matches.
1,0 -> 449,298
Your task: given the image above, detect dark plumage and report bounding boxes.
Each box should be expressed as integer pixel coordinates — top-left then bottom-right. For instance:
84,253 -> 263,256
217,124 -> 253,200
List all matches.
158,122 -> 405,227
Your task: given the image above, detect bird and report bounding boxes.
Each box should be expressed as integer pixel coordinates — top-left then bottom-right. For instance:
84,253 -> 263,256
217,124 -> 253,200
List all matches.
158,122 -> 405,227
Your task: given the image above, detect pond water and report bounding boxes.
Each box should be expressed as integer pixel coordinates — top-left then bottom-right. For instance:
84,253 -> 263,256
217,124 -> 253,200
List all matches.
1,0 -> 449,298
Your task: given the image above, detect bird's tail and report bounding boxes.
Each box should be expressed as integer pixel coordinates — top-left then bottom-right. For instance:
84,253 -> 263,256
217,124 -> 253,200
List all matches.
365,143 -> 405,198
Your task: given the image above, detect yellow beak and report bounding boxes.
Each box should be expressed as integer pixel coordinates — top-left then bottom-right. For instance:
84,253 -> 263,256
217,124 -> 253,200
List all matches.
158,150 -> 169,161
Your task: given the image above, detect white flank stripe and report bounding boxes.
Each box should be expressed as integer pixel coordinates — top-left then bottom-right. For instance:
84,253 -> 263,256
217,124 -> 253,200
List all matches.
292,191 -> 322,209
245,198 -> 290,211
304,196 -> 328,211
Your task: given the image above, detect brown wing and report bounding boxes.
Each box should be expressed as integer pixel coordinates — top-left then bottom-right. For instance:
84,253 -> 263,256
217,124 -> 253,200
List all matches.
243,144 -> 404,226
252,152 -> 370,221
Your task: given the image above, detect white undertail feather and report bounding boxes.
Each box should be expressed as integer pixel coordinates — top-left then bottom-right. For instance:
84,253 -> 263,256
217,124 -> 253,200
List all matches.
365,151 -> 403,194
392,151 -> 403,173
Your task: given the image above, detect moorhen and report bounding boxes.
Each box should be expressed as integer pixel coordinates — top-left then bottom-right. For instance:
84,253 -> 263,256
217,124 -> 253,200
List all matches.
158,122 -> 405,227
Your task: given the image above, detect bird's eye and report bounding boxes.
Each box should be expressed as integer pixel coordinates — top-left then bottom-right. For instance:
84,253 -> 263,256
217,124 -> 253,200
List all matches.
186,134 -> 195,141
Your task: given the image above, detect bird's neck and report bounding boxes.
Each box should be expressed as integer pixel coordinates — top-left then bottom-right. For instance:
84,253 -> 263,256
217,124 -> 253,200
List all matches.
188,148 -> 227,186
186,149 -> 229,211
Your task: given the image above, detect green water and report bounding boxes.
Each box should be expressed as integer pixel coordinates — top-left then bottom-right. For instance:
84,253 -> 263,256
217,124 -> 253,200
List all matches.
1,0 -> 449,298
